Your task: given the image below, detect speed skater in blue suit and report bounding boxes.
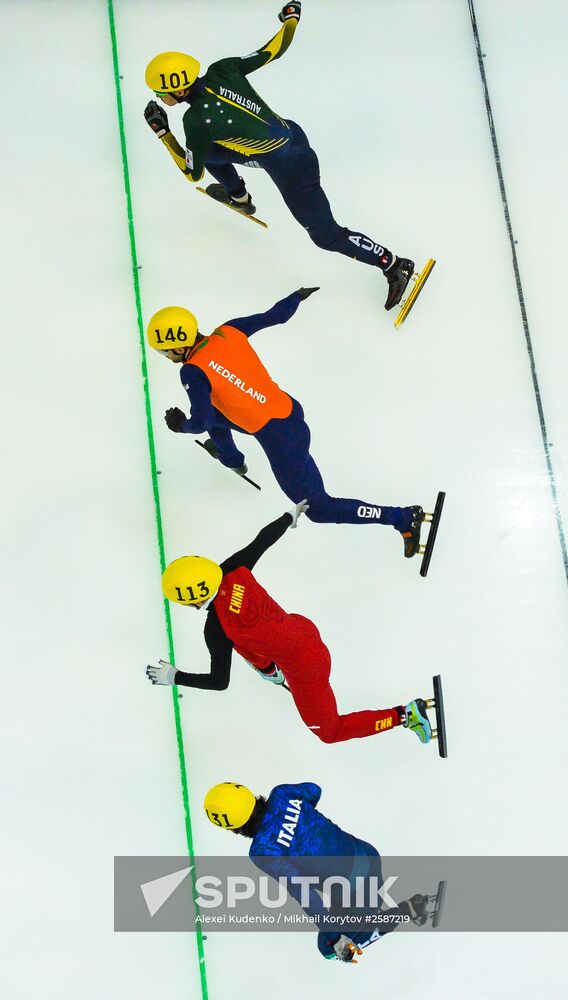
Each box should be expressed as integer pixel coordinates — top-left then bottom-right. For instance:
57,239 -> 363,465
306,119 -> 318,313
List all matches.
146,288 -> 430,558
204,780 -> 436,962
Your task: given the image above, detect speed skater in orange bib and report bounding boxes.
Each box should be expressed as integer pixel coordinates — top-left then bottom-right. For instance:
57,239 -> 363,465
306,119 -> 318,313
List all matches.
147,288 -> 430,559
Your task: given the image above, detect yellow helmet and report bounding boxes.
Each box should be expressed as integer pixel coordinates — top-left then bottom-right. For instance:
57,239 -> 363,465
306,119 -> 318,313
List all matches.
147,306 -> 198,351
162,556 -> 222,606
204,783 -> 257,830
145,52 -> 201,93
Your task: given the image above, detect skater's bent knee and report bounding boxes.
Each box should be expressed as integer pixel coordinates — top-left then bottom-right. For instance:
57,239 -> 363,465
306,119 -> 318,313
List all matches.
312,724 -> 339,745
305,506 -> 328,524
307,228 -> 344,253
305,498 -> 341,524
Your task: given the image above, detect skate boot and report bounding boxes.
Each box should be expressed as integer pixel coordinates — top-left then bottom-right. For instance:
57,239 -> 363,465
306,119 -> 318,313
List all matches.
402,894 -> 429,926
245,660 -> 286,685
205,183 -> 256,216
201,438 -> 219,460
384,256 -> 415,311
403,699 -> 432,744
399,505 -> 425,558
257,663 -> 286,686
232,461 -> 249,477
202,438 -> 248,476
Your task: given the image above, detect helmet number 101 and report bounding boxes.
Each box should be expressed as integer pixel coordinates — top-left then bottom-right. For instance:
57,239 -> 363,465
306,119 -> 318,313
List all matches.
159,70 -> 191,90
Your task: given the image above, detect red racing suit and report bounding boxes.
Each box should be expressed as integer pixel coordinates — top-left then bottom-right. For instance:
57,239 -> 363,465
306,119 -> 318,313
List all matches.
173,514 -> 403,743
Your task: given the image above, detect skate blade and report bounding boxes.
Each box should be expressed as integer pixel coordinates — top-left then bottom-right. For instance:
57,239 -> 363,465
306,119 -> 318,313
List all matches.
425,674 -> 448,758
196,187 -> 268,229
419,491 -> 445,578
431,880 -> 447,928
394,258 -> 435,328
195,440 -> 261,490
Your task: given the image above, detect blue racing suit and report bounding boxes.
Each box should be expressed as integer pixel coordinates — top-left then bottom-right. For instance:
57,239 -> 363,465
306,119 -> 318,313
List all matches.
249,782 -> 404,959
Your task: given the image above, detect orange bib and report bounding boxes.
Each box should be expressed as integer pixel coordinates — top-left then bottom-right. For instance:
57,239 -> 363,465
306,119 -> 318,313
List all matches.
185,324 -> 292,433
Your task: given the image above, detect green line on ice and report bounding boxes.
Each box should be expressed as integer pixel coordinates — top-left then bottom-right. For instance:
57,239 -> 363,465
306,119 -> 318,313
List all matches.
107,2 -> 209,996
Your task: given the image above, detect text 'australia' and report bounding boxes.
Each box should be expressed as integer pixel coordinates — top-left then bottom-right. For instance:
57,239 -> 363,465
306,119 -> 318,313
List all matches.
218,87 -> 261,115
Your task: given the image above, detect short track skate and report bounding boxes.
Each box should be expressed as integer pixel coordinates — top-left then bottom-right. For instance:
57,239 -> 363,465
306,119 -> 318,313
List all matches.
404,881 -> 447,928
404,674 -> 447,757
342,878 -> 447,960
402,491 -> 445,577
428,879 -> 447,928
394,258 -> 435,328
426,674 -> 448,758
195,439 -> 261,490
196,184 -> 268,229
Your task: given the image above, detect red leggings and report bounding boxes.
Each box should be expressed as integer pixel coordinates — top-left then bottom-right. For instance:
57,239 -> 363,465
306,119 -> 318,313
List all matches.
278,617 -> 403,744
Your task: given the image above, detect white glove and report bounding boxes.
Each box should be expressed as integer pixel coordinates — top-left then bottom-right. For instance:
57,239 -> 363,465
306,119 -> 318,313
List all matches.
146,659 -> 177,686
333,934 -> 362,963
288,499 -> 309,528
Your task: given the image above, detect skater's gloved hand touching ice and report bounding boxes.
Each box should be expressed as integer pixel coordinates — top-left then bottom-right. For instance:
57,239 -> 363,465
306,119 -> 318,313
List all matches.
165,407 -> 187,432
146,660 -> 177,686
333,935 -> 363,963
296,287 -> 319,301
279,2 -> 301,22
144,101 -> 170,138
288,499 -> 309,527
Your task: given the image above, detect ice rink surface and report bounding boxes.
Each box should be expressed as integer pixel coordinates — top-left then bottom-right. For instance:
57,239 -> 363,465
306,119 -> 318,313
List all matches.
2,0 -> 567,997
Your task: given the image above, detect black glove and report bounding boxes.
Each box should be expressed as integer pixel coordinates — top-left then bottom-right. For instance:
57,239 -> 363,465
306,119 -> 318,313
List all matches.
296,287 -> 319,300
165,407 -> 187,432
144,101 -> 170,138
279,2 -> 301,23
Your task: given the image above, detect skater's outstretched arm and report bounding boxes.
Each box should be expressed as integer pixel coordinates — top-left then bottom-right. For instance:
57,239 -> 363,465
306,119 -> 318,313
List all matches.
221,513 -> 293,573
161,129 -> 206,183
144,101 -> 207,184
177,366 -> 216,433
240,5 -> 301,76
174,610 -> 234,690
226,291 -> 302,338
